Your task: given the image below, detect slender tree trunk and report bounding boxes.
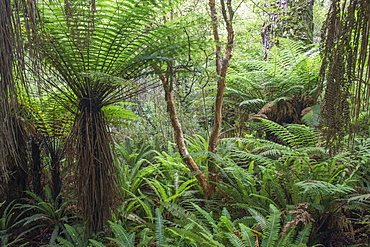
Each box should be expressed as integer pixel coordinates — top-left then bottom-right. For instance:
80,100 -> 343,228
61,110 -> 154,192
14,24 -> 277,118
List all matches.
156,0 -> 235,199
207,0 -> 235,196
156,67 -> 211,198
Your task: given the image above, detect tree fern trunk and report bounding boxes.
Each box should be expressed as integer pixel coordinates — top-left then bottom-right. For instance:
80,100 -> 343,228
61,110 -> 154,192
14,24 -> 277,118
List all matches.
68,96 -> 118,233
31,139 -> 42,196
0,0 -> 29,202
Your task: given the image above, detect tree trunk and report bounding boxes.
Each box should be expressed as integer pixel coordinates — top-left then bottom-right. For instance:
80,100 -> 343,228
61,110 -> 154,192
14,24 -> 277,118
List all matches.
51,156 -> 62,203
31,139 -> 42,196
157,67 -> 211,198
68,96 -> 119,233
0,0 -> 29,202
207,0 -> 235,196
262,0 -> 315,58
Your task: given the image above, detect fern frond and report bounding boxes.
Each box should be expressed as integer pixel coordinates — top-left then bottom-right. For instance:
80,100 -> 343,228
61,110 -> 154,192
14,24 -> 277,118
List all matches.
295,180 -> 355,202
192,203 -> 217,231
261,204 -> 281,247
227,232 -> 247,247
239,223 -> 257,247
107,221 -> 135,247
239,98 -> 267,108
347,194 -> 370,203
161,202 -> 197,226
155,208 -> 166,246
253,118 -> 297,147
231,151 -> 278,166
247,208 -> 267,230
294,222 -> 312,245
167,227 -> 207,245
285,124 -> 319,147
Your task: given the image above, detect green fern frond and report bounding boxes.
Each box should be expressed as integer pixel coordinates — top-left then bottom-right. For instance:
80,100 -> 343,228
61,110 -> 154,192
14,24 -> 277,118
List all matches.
252,140 -> 292,157
261,204 -> 281,247
295,146 -> 326,157
227,232 -> 247,247
253,118 -> 297,147
89,239 -> 106,247
167,227 -> 207,245
239,99 -> 267,108
231,151 -> 278,166
247,208 -> 267,230
348,194 -> 370,202
285,124 -> 319,147
186,135 -> 209,152
60,224 -> 88,247
192,203 -> 217,231
253,118 -> 320,149
239,223 -> 257,247
161,202 -> 197,226
107,221 -> 135,247
294,222 -> 312,245
221,208 -> 232,220
188,150 -> 225,164
295,180 -> 355,202
277,85 -> 305,97
155,208 -> 166,246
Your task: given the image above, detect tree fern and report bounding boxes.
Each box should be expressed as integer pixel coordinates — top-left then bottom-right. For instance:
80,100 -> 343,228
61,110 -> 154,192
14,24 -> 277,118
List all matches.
226,38 -> 320,130
33,0 -> 187,233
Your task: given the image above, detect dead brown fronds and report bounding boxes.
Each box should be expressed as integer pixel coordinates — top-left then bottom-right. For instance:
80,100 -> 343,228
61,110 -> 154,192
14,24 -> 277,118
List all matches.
281,203 -> 314,238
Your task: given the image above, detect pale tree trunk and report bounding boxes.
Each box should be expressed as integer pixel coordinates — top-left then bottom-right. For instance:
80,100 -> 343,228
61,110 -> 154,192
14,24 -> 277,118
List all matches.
207,0 -> 235,196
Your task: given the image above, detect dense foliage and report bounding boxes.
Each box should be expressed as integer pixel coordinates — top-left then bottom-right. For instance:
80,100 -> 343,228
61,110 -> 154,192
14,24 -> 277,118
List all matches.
1,0 -> 370,246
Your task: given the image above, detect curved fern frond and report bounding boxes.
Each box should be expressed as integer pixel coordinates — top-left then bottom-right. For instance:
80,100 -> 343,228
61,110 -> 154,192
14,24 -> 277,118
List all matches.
107,221 -> 135,247
230,151 -> 279,166
239,223 -> 256,247
253,118 -> 297,147
294,222 -> 312,245
247,208 -> 267,230
239,99 -> 267,109
261,204 -> 281,247
227,232 -> 247,247
295,180 -> 355,203
253,118 -> 320,149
